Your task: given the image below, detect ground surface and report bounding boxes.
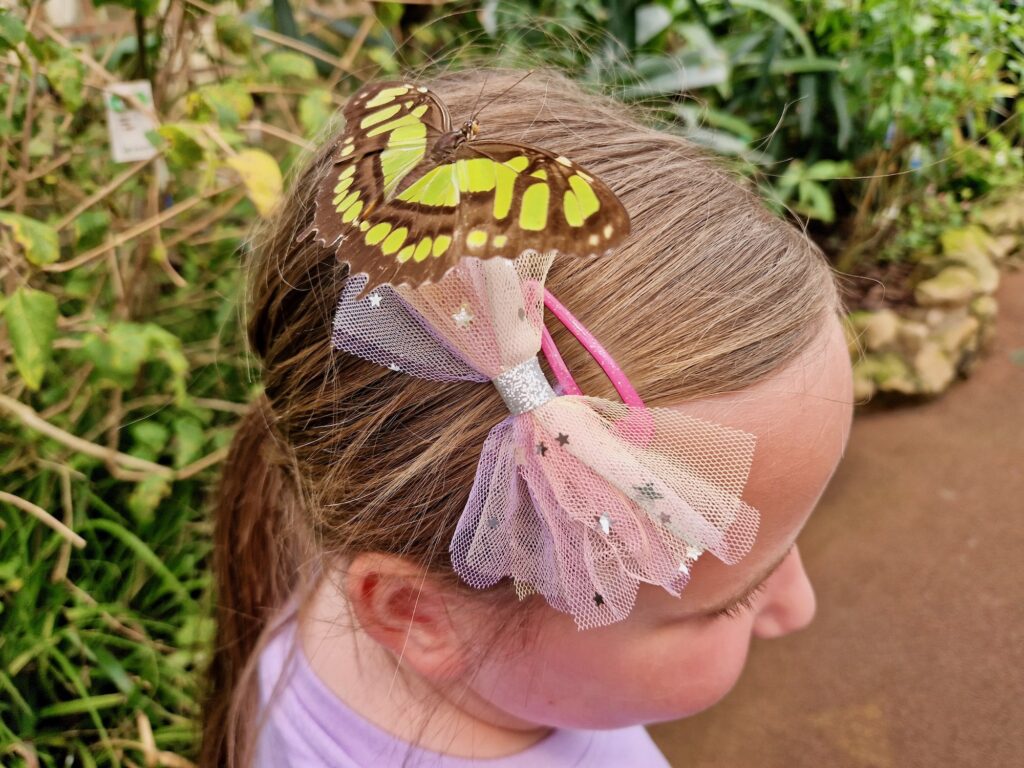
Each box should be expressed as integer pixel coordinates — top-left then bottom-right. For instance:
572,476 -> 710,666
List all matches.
650,268 -> 1024,768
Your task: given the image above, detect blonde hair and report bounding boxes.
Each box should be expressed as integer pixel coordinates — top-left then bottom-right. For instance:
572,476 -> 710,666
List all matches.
200,66 -> 844,767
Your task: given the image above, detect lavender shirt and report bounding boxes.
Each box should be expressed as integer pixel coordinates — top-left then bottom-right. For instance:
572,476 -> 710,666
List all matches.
255,621 -> 672,767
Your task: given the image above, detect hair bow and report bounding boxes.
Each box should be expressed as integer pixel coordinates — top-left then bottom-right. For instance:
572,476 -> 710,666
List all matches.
331,251 -> 759,630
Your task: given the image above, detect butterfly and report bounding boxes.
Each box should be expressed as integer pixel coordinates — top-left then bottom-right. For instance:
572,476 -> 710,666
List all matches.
303,79 -> 631,300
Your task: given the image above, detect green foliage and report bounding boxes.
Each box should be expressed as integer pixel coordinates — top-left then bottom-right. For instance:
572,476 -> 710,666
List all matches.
0,2 -> 379,764
462,0 -> 1023,265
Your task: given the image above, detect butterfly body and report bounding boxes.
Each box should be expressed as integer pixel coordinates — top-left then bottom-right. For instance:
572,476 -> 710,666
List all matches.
430,119 -> 480,160
305,80 -> 631,299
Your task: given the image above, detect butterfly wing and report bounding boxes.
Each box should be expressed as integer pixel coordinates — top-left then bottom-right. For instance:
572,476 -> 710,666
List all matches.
306,83 -> 631,300
450,140 -> 631,260
306,81 -> 451,267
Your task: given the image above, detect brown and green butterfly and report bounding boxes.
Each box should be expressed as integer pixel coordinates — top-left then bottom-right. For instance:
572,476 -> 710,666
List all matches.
303,79 -> 631,299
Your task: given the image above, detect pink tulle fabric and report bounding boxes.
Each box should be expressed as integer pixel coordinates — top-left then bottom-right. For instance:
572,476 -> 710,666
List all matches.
331,251 -> 760,630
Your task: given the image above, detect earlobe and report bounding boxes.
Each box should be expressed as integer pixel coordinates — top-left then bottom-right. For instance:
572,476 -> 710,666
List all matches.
344,552 -> 468,680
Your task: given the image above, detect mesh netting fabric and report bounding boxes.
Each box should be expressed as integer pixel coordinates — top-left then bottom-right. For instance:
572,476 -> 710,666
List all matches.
331,251 -> 760,630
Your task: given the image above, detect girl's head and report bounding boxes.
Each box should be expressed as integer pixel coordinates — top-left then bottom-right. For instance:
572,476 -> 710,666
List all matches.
201,67 -> 852,765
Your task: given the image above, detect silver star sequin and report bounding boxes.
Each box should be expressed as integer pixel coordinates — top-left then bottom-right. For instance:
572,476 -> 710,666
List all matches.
452,304 -> 474,327
368,293 -> 382,308
685,545 -> 704,561
556,432 -> 569,446
388,363 -> 401,371
634,481 -> 663,500
598,513 -> 611,535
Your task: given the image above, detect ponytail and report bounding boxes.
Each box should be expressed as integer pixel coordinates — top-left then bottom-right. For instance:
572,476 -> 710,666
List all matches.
200,395 -> 302,768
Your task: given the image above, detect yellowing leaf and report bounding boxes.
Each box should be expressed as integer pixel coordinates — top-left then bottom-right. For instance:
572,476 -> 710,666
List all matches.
4,286 -> 58,390
0,212 -> 59,265
226,149 -> 282,218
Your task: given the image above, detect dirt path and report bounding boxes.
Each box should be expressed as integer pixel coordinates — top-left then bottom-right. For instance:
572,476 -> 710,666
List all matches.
650,268 -> 1024,768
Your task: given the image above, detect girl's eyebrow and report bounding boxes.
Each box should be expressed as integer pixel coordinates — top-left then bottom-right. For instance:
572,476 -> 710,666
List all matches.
694,541 -> 796,616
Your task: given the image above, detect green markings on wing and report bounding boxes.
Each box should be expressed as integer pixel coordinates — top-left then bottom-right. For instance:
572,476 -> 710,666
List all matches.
320,81 -> 628,283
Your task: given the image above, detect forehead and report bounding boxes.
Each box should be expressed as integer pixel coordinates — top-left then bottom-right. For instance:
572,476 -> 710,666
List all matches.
664,315 -> 853,611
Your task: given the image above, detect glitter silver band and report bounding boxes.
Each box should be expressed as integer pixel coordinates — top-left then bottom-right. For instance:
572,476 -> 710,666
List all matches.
492,356 -> 557,415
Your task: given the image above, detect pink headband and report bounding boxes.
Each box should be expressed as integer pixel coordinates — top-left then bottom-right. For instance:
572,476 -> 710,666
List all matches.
540,288 -> 645,408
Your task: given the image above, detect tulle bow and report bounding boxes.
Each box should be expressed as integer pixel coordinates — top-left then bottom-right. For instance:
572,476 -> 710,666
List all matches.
331,251 -> 759,629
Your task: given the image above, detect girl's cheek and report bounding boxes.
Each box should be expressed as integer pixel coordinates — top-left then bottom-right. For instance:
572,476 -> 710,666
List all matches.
636,618 -> 755,718
476,612 -> 757,728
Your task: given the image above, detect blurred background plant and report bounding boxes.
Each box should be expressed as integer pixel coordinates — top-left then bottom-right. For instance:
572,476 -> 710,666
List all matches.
1,0 -> 1021,765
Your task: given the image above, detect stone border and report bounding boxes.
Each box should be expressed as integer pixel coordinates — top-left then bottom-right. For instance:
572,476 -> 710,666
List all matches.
847,193 -> 1023,401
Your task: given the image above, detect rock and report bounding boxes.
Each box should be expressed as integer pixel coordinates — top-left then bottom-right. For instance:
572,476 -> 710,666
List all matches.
914,266 -> 980,307
973,192 -> 1024,234
969,296 -> 999,350
934,314 -> 980,356
969,295 -> 998,322
991,235 -> 1020,263
896,320 -> 930,355
941,224 -> 1000,260
913,342 -> 956,394
944,247 -> 1000,294
855,352 -> 917,395
847,309 -> 901,351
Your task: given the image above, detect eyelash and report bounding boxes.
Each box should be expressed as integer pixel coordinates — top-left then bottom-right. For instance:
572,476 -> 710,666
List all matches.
709,580 -> 770,620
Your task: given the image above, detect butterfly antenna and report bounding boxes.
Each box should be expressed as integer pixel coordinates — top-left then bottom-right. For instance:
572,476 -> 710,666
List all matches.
468,70 -> 491,125
471,69 -> 536,121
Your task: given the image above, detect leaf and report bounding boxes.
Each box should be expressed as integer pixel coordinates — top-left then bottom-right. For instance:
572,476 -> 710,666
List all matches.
226,149 -> 283,217
798,73 -> 817,138
3,286 -> 58,390
804,159 -> 854,181
172,417 -> 205,469
79,322 -> 189,400
45,51 -> 85,111
622,52 -> 729,98
129,420 -> 170,461
214,15 -> 253,55
266,51 -> 317,81
0,11 -> 27,53
185,82 -> 254,127
73,210 -> 110,251
797,179 -> 836,223
127,475 -> 171,524
636,4 -> 673,47
730,0 -> 815,57
829,75 -> 852,151
299,89 -> 333,137
0,212 -> 60,265
155,123 -> 209,168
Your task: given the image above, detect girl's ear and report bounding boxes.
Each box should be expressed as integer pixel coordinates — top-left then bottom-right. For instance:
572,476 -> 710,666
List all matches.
344,552 -> 469,681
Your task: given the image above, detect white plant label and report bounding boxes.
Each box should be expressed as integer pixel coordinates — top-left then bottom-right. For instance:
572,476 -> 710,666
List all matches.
104,80 -> 159,163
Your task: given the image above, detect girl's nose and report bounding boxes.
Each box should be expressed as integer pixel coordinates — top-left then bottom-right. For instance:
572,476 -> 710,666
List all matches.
751,545 -> 817,639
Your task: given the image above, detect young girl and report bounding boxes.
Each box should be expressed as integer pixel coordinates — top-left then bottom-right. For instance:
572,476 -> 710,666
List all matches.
200,67 -> 854,767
